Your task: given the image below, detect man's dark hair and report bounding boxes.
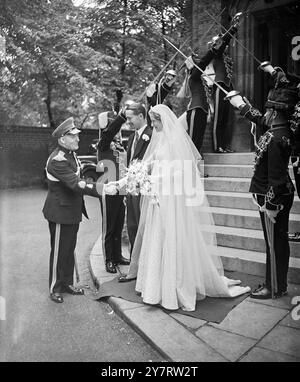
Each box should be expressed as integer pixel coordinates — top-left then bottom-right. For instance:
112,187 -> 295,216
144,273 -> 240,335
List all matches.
126,102 -> 147,119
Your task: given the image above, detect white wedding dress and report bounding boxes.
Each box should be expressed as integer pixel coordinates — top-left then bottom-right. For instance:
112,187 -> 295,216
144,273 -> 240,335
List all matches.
130,104 -> 250,311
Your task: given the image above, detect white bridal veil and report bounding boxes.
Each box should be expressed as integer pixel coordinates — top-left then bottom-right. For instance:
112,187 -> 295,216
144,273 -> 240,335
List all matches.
128,104 -> 232,306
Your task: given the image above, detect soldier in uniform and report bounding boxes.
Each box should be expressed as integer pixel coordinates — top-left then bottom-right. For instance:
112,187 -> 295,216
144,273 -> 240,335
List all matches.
227,63 -> 299,299
43,117 -> 104,303
207,15 -> 241,153
181,17 -> 239,155
289,97 -> 300,242
97,111 -> 130,273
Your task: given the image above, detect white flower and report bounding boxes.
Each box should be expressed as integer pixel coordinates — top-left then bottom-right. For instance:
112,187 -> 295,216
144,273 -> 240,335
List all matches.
142,134 -> 150,141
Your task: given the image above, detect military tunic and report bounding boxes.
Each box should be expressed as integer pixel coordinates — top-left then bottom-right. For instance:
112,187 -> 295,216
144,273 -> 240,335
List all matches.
240,103 -> 295,293
43,145 -> 100,293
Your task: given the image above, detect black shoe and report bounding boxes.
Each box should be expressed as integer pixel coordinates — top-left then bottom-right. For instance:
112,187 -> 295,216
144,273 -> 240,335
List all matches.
106,261 -> 117,273
62,285 -> 84,295
215,147 -> 226,153
116,256 -> 130,266
250,284 -> 271,299
224,147 -> 234,153
118,275 -> 137,283
288,232 -> 300,242
275,290 -> 288,298
250,284 -> 287,299
50,293 -> 64,303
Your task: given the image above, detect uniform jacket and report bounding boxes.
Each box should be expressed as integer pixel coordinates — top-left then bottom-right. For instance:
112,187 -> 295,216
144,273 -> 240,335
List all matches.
240,104 -> 295,210
97,114 -> 127,182
187,49 -> 215,112
97,113 -> 153,168
43,146 -> 100,224
211,26 -> 237,87
147,81 -> 172,108
187,34 -> 234,112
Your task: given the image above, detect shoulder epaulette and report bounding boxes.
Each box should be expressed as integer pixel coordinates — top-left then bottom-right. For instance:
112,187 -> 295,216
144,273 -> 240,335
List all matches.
52,150 -> 67,162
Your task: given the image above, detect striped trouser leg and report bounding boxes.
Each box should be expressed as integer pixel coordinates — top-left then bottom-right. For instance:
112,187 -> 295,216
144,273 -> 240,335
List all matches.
212,87 -> 220,152
48,222 -> 79,293
49,222 -> 61,294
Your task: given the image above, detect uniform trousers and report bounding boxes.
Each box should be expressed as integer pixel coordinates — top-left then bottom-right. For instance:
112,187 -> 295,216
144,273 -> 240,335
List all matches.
186,108 -> 208,154
48,221 -> 79,293
291,157 -> 300,198
100,195 -> 125,263
212,83 -> 232,151
126,194 -> 141,256
257,194 -> 294,293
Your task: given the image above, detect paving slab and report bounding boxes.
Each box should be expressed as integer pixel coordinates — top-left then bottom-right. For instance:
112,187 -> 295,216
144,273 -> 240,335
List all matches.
195,325 -> 256,362
210,300 -> 288,339
109,297 -> 145,311
116,305 -> 228,362
169,313 -> 207,330
279,313 -> 300,330
258,325 -> 300,358
239,347 -> 300,362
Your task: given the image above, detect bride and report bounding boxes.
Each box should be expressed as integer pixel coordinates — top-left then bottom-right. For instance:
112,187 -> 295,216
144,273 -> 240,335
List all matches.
114,104 -> 250,311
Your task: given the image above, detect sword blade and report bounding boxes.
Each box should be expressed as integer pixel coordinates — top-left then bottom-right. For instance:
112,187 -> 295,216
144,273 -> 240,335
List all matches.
163,37 -> 229,95
204,9 -> 262,65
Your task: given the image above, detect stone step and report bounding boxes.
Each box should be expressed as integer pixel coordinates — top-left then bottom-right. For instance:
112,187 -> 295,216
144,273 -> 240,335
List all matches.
204,177 -> 251,192
206,190 -> 300,214
211,206 -> 300,233
214,246 -> 300,284
204,164 -> 295,179
204,177 -> 297,193
203,152 -> 255,165
208,225 -> 300,259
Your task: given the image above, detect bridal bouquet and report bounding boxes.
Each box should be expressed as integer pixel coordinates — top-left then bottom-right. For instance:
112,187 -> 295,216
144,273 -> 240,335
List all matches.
126,160 -> 152,195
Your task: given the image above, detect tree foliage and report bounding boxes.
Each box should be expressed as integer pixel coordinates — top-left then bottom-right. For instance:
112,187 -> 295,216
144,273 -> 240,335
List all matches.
0,0 -> 190,128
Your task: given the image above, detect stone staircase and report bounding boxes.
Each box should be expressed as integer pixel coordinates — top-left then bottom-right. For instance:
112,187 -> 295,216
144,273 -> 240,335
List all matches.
202,152 -> 300,284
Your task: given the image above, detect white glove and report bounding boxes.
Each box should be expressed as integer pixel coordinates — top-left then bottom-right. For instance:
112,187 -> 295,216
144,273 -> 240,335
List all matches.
258,61 -> 276,75
78,180 -> 87,189
260,204 -> 280,224
228,94 -> 246,109
146,82 -> 156,97
185,56 -> 194,71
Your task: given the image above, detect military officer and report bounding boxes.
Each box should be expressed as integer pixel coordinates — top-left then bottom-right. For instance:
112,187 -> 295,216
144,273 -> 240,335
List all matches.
289,97 -> 300,242
227,63 -> 299,299
207,14 -> 241,153
43,117 -> 103,303
97,111 -> 130,274
180,20 -> 238,155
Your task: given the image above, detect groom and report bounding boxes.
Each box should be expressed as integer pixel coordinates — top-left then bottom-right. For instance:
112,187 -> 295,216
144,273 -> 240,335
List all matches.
123,103 -> 152,258
104,102 -> 152,281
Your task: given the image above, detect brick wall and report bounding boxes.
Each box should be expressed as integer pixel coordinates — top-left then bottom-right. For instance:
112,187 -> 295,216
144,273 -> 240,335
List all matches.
0,125 -> 98,188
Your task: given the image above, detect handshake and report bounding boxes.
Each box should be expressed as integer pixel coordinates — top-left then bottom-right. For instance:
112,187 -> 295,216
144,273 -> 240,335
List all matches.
103,178 -> 127,195
103,181 -> 119,195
